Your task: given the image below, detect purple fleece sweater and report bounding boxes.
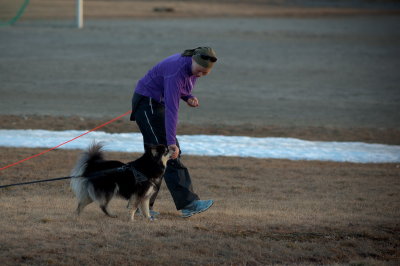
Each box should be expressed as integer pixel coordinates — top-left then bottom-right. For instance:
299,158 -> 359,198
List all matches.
135,54 -> 197,145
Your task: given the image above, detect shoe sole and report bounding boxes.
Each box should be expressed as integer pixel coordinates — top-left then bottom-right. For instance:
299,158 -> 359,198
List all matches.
181,201 -> 214,218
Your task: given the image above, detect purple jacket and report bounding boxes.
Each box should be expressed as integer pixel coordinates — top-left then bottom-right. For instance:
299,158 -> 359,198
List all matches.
134,54 -> 197,145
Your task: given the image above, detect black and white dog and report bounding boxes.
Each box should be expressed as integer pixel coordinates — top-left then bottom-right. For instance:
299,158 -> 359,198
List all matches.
70,142 -> 171,221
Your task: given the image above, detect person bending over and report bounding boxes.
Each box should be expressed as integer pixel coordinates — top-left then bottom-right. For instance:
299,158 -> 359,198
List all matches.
130,47 -> 217,218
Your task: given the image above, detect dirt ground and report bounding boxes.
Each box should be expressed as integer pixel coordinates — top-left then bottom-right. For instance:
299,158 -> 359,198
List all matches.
1,0 -> 400,265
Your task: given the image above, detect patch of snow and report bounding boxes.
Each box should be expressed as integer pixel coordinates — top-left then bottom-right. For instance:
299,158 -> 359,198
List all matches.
0,129 -> 399,163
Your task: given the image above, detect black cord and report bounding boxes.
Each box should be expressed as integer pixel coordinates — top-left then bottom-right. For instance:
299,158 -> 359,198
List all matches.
0,176 -> 74,189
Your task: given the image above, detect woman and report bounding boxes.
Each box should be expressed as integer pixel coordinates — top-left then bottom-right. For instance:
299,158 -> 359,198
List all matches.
130,47 -> 217,218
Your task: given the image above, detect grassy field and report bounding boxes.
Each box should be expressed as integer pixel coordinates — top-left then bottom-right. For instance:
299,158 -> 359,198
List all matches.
0,147 -> 399,265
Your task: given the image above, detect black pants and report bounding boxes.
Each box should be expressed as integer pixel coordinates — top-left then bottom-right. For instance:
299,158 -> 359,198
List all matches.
131,93 -> 200,210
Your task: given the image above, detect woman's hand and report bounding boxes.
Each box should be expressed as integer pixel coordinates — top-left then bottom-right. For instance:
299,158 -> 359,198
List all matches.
187,97 -> 199,107
168,144 -> 180,159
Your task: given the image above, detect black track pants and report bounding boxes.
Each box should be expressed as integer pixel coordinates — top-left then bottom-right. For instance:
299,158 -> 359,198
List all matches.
131,93 -> 200,210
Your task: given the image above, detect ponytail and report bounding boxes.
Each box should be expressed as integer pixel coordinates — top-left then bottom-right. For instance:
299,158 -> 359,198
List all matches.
181,47 -> 201,57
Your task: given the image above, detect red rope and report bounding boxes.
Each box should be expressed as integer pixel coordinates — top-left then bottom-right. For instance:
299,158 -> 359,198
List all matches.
0,110 -> 132,171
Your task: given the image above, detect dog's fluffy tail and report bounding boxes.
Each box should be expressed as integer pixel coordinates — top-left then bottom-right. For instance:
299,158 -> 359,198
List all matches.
70,142 -> 104,201
71,141 -> 104,177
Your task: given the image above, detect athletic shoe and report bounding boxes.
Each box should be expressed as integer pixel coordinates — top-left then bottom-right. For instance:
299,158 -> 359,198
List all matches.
181,200 -> 214,218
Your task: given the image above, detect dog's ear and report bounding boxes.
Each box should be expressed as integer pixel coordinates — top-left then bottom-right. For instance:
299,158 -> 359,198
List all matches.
156,144 -> 168,155
144,144 -> 158,157
150,146 -> 158,157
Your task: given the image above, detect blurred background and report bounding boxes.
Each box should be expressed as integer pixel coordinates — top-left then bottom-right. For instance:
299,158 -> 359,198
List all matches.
1,0 -> 399,135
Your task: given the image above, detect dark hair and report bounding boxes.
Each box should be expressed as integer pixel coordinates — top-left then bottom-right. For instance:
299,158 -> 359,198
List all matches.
181,48 -> 198,57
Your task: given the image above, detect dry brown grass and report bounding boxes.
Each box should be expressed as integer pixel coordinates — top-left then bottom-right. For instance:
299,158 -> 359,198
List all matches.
0,147 -> 399,265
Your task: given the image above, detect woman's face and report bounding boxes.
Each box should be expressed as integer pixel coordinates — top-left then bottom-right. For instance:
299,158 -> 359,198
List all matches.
191,60 -> 211,78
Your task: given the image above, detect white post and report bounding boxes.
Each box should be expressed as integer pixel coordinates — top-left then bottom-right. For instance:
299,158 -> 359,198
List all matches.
76,0 -> 83,28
